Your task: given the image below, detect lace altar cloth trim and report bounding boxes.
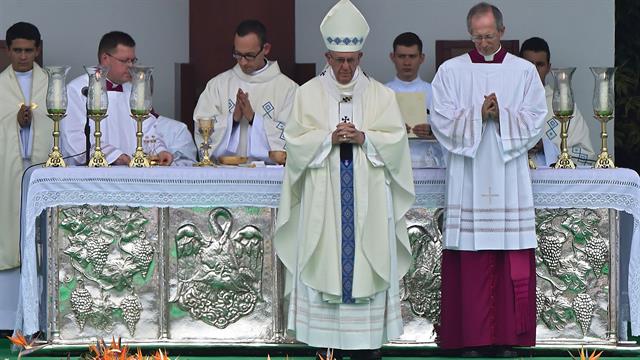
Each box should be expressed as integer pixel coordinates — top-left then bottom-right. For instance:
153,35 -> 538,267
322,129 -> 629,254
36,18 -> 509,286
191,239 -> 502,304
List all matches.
17,167 -> 640,337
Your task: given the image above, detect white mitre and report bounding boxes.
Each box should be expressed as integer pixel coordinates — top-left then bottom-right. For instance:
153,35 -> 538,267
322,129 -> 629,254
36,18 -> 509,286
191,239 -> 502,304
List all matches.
320,0 -> 370,51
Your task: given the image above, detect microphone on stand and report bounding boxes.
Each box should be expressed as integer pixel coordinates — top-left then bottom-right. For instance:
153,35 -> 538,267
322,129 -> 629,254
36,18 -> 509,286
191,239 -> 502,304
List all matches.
81,86 -> 90,165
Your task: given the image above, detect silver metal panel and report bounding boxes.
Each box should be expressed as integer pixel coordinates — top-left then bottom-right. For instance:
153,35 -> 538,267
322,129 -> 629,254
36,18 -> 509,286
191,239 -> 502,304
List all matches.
52,206 -> 160,342
46,205 -> 618,347
535,208 -> 613,344
166,206 -> 276,342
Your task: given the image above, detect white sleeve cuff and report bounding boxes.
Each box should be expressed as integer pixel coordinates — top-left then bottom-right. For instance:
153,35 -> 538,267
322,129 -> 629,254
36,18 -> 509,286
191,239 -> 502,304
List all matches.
363,135 -> 384,167
309,134 -> 333,168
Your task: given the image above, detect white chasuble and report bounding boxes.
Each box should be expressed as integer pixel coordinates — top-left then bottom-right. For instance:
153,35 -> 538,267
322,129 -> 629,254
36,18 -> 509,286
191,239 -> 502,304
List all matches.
0,64 -> 52,269
193,61 -> 298,161
275,67 -> 414,349
431,53 -> 547,251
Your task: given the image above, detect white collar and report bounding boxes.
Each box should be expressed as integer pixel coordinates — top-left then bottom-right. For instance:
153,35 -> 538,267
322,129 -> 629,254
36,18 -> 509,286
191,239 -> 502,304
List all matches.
483,45 -> 502,62
250,59 -> 270,76
328,65 -> 361,93
393,75 -> 422,86
15,69 -> 33,77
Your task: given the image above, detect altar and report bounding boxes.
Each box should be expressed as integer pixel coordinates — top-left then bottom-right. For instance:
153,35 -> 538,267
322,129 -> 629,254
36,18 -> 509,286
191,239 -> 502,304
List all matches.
16,166 -> 640,348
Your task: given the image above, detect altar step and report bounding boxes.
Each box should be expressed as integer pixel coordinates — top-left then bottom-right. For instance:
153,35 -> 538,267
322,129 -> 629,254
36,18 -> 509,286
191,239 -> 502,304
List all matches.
2,340 -> 639,360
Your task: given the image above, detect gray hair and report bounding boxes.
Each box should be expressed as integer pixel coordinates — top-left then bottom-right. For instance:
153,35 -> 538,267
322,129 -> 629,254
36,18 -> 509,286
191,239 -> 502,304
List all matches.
466,2 -> 504,33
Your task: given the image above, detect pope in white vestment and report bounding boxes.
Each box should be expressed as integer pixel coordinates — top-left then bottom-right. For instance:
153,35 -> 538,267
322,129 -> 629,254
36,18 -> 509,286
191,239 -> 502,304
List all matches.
430,4 -> 547,350
275,0 -> 414,354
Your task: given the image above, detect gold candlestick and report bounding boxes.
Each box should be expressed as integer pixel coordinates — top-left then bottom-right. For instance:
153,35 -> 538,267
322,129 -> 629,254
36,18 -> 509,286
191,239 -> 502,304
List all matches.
88,111 -> 109,167
45,110 -> 66,167
593,112 -> 615,168
194,117 -> 216,167
129,112 -> 151,168
553,114 -> 576,169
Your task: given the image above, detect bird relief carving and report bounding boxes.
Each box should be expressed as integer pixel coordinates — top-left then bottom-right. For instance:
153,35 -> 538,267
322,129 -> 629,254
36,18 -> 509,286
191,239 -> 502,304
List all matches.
171,207 -> 264,328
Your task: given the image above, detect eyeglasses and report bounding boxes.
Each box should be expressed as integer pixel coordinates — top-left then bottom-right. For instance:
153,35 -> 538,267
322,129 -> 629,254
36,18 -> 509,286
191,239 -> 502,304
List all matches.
470,33 -> 498,43
328,54 -> 360,66
232,46 -> 264,61
106,53 -> 138,65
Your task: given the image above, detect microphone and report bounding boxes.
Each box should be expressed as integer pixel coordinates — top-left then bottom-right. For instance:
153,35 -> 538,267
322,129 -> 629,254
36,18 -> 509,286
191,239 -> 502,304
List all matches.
81,86 -> 90,165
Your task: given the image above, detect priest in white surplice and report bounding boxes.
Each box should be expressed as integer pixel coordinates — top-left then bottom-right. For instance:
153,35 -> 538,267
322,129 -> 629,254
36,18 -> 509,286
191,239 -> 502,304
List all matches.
275,2 -> 414,359
193,20 -> 297,162
0,22 -> 52,328
520,37 -> 595,167
430,3 -> 547,352
61,31 -> 173,166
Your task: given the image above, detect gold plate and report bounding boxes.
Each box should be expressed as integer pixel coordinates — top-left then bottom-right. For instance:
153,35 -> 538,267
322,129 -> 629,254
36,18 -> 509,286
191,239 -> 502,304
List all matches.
218,156 -> 248,165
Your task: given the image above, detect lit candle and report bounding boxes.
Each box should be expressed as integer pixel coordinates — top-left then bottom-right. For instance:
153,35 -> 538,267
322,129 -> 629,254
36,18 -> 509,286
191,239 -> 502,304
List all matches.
91,75 -> 102,111
134,72 -> 146,111
558,82 -> 570,111
598,74 -> 609,111
51,77 -> 63,110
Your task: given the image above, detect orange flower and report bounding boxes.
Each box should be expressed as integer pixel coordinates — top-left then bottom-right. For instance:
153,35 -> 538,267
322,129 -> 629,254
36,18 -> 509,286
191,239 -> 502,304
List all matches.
568,347 -> 604,360
6,331 -> 32,350
152,349 -> 170,360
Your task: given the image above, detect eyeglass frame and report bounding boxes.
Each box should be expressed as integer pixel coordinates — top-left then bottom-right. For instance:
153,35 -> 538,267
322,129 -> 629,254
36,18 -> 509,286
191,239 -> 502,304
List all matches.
106,52 -> 139,66
470,32 -> 500,43
232,45 -> 264,61
326,52 -> 362,66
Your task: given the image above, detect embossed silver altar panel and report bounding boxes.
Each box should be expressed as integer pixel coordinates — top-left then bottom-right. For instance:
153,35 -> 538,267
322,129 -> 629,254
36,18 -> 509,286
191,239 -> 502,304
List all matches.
166,207 -> 276,342
52,206 -> 160,342
535,208 -> 614,344
394,208 -> 442,344
47,205 -> 616,346
389,207 -> 615,346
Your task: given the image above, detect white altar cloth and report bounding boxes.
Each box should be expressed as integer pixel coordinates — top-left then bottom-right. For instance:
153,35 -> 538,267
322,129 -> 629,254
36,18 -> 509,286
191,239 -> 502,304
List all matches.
16,167 -> 640,337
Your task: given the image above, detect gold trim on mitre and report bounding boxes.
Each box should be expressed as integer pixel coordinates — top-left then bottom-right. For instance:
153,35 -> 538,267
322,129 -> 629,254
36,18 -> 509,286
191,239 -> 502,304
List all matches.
320,0 -> 370,52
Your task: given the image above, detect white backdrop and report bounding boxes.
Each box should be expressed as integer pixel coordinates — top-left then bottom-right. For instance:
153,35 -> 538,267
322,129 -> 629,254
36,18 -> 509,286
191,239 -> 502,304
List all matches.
296,0 -> 615,154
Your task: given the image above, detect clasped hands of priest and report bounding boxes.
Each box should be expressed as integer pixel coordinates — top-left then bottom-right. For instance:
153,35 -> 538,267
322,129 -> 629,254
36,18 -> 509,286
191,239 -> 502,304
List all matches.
233,88 -> 255,125
332,122 -> 365,145
17,104 -> 32,128
482,93 -> 500,122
